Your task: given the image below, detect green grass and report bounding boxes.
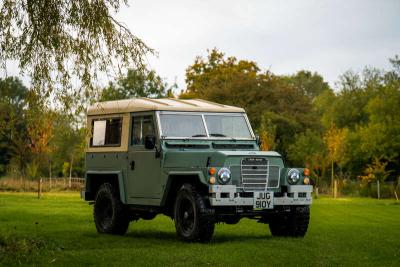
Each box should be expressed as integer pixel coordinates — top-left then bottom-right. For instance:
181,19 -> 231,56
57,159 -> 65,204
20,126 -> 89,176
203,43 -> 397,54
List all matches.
0,193 -> 399,266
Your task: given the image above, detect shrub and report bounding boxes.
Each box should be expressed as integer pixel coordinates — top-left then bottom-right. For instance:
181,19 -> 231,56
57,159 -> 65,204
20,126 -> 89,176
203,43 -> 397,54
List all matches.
359,182 -> 395,198
338,179 -> 360,197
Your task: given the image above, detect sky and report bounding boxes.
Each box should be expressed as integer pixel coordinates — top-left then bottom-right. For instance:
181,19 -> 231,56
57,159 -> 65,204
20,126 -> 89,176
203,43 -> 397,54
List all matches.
115,0 -> 400,91
2,0 -> 399,92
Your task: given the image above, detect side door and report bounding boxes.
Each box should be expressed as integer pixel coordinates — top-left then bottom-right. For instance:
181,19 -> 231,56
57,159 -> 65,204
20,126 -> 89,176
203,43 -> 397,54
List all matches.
127,112 -> 162,205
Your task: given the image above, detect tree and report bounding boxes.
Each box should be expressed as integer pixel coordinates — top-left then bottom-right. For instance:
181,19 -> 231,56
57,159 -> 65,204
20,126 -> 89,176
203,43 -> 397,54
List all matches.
320,69 -> 385,130
325,59 -> 400,178
359,157 -> 392,185
182,49 -> 272,128
314,89 -> 337,128
0,0 -> 151,106
359,83 -> 400,160
0,77 -> 29,175
324,125 -> 349,194
50,115 -> 86,183
288,130 -> 328,186
0,77 -> 88,180
25,99 -> 55,179
258,115 -> 276,151
99,68 -> 174,101
282,70 -> 330,100
181,49 -> 326,159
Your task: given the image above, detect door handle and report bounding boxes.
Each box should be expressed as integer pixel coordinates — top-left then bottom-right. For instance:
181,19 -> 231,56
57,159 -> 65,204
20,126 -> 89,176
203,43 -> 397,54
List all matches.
130,160 -> 135,170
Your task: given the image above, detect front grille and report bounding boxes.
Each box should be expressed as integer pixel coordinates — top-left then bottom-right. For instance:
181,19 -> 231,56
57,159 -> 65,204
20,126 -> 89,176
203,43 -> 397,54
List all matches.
240,158 -> 280,191
241,158 -> 268,191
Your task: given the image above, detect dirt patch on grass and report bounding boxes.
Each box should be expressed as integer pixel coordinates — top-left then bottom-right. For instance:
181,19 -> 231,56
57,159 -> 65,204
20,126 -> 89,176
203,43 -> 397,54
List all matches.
0,235 -> 48,264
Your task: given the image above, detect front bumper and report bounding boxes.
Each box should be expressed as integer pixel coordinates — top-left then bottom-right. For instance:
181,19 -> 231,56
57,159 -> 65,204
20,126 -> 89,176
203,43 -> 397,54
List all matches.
209,185 -> 312,206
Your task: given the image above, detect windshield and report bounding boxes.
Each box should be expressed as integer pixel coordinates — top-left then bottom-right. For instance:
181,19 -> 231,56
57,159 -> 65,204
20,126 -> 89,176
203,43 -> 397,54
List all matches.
159,114 -> 207,137
159,113 -> 253,139
204,115 -> 252,138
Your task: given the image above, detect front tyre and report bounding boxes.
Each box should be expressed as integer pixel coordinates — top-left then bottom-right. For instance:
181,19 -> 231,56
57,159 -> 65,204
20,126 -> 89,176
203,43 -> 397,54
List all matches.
174,183 -> 215,242
94,183 -> 130,235
269,206 -> 310,237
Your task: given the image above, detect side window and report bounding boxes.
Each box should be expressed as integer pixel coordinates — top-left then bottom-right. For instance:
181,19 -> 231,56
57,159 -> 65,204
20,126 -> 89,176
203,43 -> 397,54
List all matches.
91,117 -> 122,147
131,115 -> 155,145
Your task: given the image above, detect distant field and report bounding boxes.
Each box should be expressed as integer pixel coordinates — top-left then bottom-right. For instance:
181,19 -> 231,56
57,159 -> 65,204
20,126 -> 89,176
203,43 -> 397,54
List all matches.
0,192 -> 399,266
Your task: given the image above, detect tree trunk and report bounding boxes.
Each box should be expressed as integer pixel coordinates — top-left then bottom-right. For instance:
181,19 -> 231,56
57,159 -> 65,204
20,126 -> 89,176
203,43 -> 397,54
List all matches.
331,160 -> 334,197
37,178 -> 42,199
377,180 -> 380,199
334,179 -> 338,198
49,160 -> 52,189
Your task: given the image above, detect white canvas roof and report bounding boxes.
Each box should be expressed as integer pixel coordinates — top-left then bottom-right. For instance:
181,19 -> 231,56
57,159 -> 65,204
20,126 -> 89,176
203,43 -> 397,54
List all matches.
87,98 -> 245,115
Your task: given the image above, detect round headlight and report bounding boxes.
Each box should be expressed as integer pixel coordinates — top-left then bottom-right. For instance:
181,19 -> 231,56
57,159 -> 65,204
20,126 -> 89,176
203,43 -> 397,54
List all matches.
287,169 -> 300,184
218,168 -> 231,184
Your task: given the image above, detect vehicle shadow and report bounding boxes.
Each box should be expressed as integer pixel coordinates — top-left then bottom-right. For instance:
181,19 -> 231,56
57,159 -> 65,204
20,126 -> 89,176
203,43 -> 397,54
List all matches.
125,230 -> 176,241
213,234 -> 272,243
124,230 -> 272,244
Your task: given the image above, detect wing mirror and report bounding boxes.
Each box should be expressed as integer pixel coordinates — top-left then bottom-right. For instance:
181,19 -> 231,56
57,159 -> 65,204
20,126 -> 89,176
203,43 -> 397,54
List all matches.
144,135 -> 156,150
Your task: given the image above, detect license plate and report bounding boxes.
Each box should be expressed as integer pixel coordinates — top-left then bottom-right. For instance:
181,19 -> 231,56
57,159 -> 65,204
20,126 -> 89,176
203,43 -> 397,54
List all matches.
253,192 -> 274,209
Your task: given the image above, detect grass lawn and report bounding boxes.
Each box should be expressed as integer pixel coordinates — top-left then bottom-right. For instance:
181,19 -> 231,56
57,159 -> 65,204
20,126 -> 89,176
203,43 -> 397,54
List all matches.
0,192 -> 399,266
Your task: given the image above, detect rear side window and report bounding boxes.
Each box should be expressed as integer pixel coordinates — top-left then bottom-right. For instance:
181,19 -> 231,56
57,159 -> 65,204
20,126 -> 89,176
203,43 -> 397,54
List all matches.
91,117 -> 122,147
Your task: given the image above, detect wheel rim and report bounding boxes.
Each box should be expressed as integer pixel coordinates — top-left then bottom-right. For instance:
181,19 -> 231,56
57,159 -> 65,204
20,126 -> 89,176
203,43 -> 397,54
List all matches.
97,196 -> 113,229
178,197 -> 195,235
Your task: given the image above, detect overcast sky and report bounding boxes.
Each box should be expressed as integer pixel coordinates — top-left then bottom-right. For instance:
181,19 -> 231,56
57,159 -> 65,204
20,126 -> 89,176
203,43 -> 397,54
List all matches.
3,0 -> 399,92
116,0 -> 399,91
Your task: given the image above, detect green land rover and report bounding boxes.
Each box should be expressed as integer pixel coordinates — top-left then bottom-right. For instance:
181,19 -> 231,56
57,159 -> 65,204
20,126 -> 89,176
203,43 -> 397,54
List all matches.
82,98 -> 312,242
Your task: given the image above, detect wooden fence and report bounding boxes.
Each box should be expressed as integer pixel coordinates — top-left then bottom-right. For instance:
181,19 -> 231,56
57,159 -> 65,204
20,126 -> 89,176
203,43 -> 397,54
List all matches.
45,177 -> 85,188
36,177 -> 85,198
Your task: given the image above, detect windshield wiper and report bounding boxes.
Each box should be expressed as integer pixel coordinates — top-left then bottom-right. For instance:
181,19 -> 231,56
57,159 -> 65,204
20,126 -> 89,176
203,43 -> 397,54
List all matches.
210,133 -> 227,137
191,134 -> 207,137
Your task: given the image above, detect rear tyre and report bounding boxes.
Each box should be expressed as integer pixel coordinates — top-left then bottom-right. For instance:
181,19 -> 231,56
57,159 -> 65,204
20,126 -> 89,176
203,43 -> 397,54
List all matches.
269,206 -> 310,237
174,183 -> 215,242
94,183 -> 130,235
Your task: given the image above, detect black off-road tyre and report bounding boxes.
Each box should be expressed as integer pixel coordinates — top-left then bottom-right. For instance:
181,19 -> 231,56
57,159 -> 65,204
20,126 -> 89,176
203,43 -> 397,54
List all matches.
174,183 -> 215,242
94,183 -> 130,235
269,206 -> 310,237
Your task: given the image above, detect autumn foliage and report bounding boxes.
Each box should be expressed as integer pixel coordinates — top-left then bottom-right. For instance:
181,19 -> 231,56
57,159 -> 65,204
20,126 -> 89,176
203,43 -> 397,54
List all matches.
180,50 -> 400,188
